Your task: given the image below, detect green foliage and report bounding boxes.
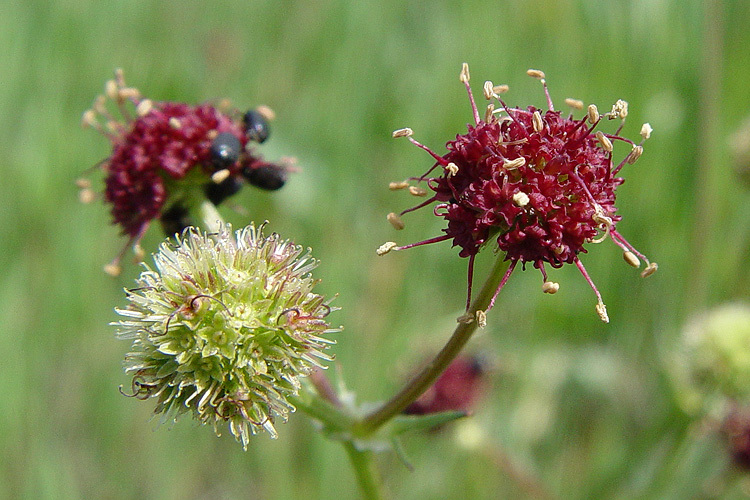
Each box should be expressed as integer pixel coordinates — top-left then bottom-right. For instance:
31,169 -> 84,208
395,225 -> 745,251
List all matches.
2,0 -> 749,498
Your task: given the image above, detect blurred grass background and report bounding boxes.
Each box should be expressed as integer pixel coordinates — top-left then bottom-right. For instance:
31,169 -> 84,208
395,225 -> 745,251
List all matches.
1,0 -> 749,498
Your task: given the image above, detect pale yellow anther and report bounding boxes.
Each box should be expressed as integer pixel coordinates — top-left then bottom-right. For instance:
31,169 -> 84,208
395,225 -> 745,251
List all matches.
94,95 -> 107,113
476,310 -> 487,328
408,186 -> 427,197
527,69 -> 546,80
553,246 -> 565,255
641,262 -> 658,278
460,63 -> 470,83
483,81 -> 495,100
623,251 -> 641,268
133,243 -> 145,262
532,111 -> 544,133
169,117 -> 182,129
206,129 -> 218,140
493,84 -> 509,94
211,169 -> 231,184
118,87 -> 140,100
445,162 -> 459,177
104,263 -> 122,277
75,178 -> 92,189
81,109 -> 97,128
376,241 -> 398,256
136,99 -> 153,117
78,188 -> 95,204
596,131 -> 613,152
388,181 -> 410,190
640,123 -> 653,140
542,281 -> 560,294
587,104 -> 599,124
256,105 -> 276,121
106,121 -> 119,134
485,103 -> 495,122
387,212 -> 405,230
513,191 -> 530,207
504,157 -> 526,170
610,99 -> 628,119
565,98 -> 584,110
392,128 -> 414,138
105,79 -> 118,100
627,145 -> 643,164
596,301 -> 610,323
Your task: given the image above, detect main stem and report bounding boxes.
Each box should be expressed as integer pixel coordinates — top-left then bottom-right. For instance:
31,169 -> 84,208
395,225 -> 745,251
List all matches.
356,254 -> 509,435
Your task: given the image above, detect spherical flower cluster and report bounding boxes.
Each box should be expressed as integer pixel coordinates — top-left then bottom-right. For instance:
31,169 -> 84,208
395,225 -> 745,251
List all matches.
81,69 -> 291,275
113,223 -> 338,449
380,64 -> 657,322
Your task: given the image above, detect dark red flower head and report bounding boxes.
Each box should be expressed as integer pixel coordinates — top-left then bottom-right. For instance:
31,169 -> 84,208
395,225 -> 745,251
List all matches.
380,64 -> 657,322
80,69 -> 292,275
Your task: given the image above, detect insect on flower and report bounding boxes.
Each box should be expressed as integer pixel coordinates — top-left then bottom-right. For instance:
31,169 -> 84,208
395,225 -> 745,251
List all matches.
380,64 -> 657,323
80,69 -> 293,276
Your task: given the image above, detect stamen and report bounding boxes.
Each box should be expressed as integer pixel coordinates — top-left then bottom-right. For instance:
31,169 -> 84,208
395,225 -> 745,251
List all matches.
136,99 -> 153,117
512,191 -> 530,207
494,84 -> 509,94
389,181 -> 410,190
392,128 -> 414,138
626,145 -> 643,164
376,242 -> 398,256
483,81 -> 495,100
476,310 -> 487,328
256,105 -> 276,121
387,212 -> 405,230
623,251 -> 641,268
459,63 -> 471,83
445,162 -> 459,177
595,131 -> 613,152
503,157 -> 526,170
532,111 -> 544,133
542,281 -> 560,294
565,98 -> 584,110
459,63 -> 481,125
574,258 -> 609,323
526,69 -> 546,79
610,99 -> 628,119
640,123 -> 653,140
105,79 -> 119,100
408,186 -> 428,197
485,103 -> 495,122
587,104 -> 599,124
487,260 -> 518,312
641,262 -> 658,278
169,117 -> 182,129
211,169 -> 231,184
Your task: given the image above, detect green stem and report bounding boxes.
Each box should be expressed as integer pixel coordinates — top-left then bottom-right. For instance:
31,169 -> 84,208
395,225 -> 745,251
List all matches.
356,254 -> 509,435
342,441 -> 386,500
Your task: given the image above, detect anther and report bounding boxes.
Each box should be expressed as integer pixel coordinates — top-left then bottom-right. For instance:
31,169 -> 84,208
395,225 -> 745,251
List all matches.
78,188 -> 95,204
81,109 -> 97,128
565,98 -> 584,110
392,128 -> 414,138
526,69 -> 546,79
596,131 -> 613,152
376,241 -> 398,256
104,263 -> 122,277
389,181 -> 410,190
255,105 -> 276,121
211,169 -> 231,184
459,63 -> 470,83
136,99 -> 153,117
504,157 -> 526,170
485,103 -> 495,122
640,123 -> 653,140
456,313 -> 474,324
587,104 -> 599,124
476,310 -> 487,328
387,212 -> 405,230
118,87 -> 141,100
623,251 -> 641,268
169,117 -> 182,129
493,84 -> 509,94
627,145 -> 643,164
610,99 -> 628,119
542,281 -> 560,294
105,79 -> 118,100
532,111 -> 544,133
641,262 -> 658,278
513,191 -> 530,207
483,81 -> 495,100
596,301 -> 610,323
445,162 -> 459,177
408,186 -> 428,197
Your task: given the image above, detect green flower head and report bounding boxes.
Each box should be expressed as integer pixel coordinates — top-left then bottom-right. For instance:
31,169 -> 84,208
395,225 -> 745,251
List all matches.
114,223 -> 338,448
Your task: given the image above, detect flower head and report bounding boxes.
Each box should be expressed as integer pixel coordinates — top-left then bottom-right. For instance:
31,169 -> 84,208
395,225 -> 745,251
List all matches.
81,69 -> 292,275
382,64 -> 657,322
113,223 -> 338,448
